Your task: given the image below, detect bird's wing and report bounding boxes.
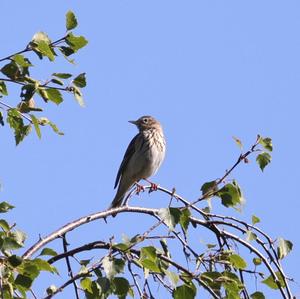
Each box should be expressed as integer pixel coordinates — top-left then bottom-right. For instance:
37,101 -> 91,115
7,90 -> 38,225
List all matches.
114,134 -> 139,189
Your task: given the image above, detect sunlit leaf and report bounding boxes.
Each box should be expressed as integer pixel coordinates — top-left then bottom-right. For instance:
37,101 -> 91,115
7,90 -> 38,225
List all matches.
256,152 -> 271,171
66,10 -> 78,31
229,254 -> 247,269
277,238 -> 293,260
262,271 -> 285,289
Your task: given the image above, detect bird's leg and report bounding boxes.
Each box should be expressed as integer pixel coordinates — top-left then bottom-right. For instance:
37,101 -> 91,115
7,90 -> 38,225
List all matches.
135,182 -> 145,195
144,178 -> 158,192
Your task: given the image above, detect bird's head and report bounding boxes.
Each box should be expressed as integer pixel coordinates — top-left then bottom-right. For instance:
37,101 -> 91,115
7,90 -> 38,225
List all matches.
129,116 -> 162,132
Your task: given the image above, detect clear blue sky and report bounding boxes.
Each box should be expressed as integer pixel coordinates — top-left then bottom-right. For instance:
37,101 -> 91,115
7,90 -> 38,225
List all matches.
1,1 -> 299,298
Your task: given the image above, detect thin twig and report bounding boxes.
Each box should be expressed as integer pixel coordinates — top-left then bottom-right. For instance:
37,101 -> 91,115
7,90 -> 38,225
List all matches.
61,234 -> 80,299
127,261 -> 143,298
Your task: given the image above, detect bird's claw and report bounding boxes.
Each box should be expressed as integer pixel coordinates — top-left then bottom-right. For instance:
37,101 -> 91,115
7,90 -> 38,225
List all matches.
149,182 -> 158,193
135,183 -> 145,195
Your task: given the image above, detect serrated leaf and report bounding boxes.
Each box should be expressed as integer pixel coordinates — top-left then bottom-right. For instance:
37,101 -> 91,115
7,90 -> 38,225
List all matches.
201,180 -> 218,196
157,208 -> 181,231
52,72 -> 72,79
81,277 -> 93,293
165,270 -> 179,287
216,182 -> 242,208
256,152 -> 271,171
259,137 -> 273,152
73,72 -> 86,88
229,254 -> 247,269
39,248 -> 58,257
173,284 -> 196,299
277,238 -> 293,260
252,215 -> 260,225
246,230 -> 257,241
179,208 -> 191,233
112,277 -> 130,296
262,271 -> 284,289
13,54 -> 32,67
102,256 -> 125,279
0,201 -> 14,213
66,10 -> 78,30
30,114 -> 41,139
251,291 -> 265,299
66,33 -> 88,51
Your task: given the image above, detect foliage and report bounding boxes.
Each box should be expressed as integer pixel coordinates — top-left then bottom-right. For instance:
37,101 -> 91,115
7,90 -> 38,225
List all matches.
0,10 -> 88,145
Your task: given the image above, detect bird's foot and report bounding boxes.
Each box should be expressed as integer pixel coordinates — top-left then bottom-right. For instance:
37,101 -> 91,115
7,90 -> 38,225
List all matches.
144,178 -> 158,193
135,183 -> 145,195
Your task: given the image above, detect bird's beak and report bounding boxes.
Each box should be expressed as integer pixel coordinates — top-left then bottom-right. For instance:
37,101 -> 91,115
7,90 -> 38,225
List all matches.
128,120 -> 137,125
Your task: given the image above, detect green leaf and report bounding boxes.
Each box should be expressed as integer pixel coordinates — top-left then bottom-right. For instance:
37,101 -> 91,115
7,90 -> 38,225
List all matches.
8,255 -> 23,267
1,61 -> 21,80
15,274 -> 33,290
173,284 -> 196,299
39,88 -> 63,105
140,259 -> 162,273
140,246 -> 157,261
0,80 -> 8,95
39,247 -> 58,257
216,181 -> 243,208
59,46 -> 75,58
31,258 -> 58,274
253,258 -> 262,266
179,208 -> 191,233
201,180 -> 218,196
30,114 -> 41,139
0,219 -> 10,231
81,277 -> 93,293
277,238 -> 293,260
259,136 -> 273,152
13,54 -> 32,67
52,72 -> 72,79
66,10 -> 78,30
39,117 -> 64,135
251,291 -> 265,299
0,201 -> 14,213
112,277 -> 130,297
36,40 -> 55,61
229,254 -> 247,269
102,256 -> 125,279
73,72 -> 87,88
256,152 -> 271,171
157,208 -> 181,231
165,270 -> 179,287
66,33 -> 88,51
246,230 -> 257,241
262,271 -> 285,289
20,84 -> 36,101
51,78 -> 64,86
252,215 -> 260,225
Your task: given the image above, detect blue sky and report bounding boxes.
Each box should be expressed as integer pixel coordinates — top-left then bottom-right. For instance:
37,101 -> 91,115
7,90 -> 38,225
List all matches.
1,1 -> 299,298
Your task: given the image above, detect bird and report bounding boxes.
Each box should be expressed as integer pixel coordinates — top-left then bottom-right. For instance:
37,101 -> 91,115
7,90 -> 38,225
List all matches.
109,115 -> 166,211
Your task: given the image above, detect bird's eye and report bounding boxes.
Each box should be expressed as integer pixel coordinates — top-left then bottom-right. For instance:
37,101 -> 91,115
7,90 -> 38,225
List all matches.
143,118 -> 148,123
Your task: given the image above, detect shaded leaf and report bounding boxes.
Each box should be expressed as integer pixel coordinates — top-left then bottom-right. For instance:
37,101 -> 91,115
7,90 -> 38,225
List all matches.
173,284 -> 196,299
51,78 -> 64,86
1,61 -> 21,80
112,277 -> 130,297
0,111 -> 4,126
66,32 -> 88,51
73,72 -> 87,88
0,80 -> 8,95
0,219 -> 10,231
277,238 -> 293,260
52,72 -> 72,79
0,201 -> 14,213
256,152 -> 271,171
66,10 -> 78,31
15,274 -> 33,290
259,137 -> 273,152
8,255 -> 23,267
216,181 -> 242,208
179,208 -> 191,233
251,291 -> 265,299
102,256 -> 125,279
201,180 -> 218,196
